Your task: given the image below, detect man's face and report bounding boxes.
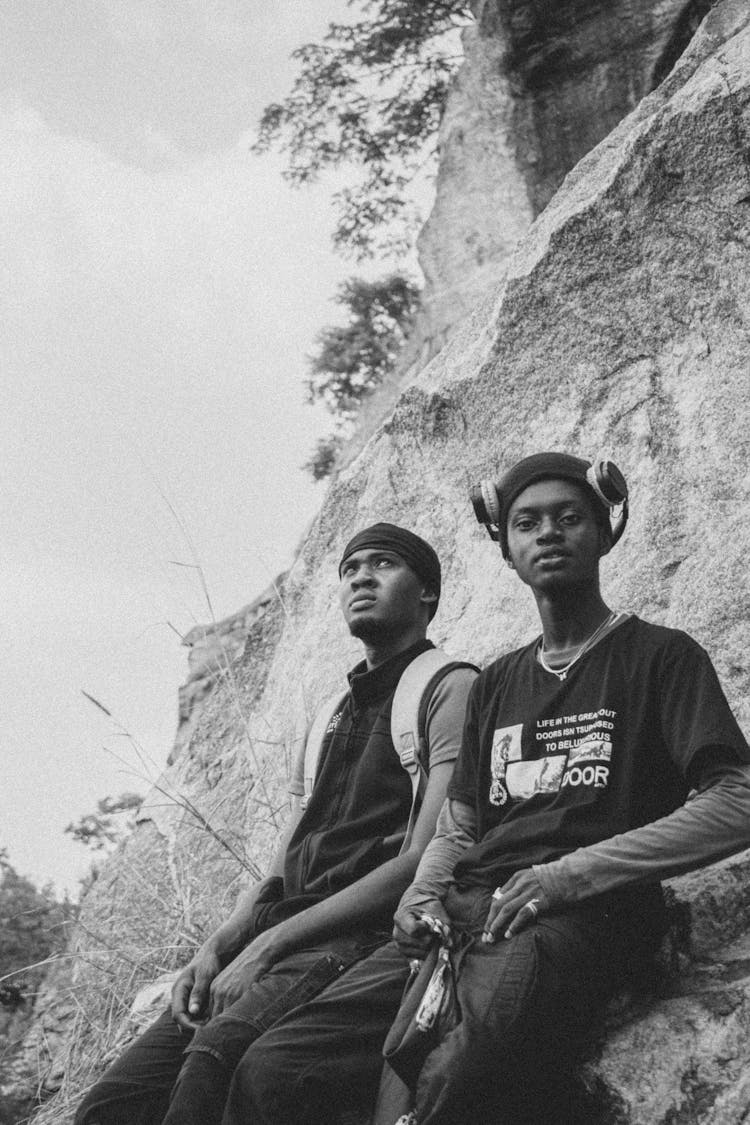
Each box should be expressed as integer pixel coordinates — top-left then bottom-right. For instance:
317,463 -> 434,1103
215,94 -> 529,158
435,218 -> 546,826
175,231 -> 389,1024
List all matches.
506,478 -> 608,591
338,548 -> 433,641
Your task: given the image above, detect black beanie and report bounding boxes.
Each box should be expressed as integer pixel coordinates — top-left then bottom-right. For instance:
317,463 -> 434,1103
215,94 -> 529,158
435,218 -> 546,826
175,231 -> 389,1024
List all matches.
339,523 -> 441,608
497,453 -> 611,557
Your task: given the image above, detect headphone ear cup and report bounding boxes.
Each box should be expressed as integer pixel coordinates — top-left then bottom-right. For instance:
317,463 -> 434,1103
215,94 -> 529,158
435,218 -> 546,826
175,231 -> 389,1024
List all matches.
588,459 -> 628,507
470,480 -> 502,543
587,457 -> 629,547
480,480 -> 501,525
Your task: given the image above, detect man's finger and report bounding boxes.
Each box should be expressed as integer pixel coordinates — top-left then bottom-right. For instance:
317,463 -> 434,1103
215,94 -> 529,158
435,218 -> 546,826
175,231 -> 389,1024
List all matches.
481,893 -> 504,941
208,982 -> 225,1018
174,1011 -> 202,1033
171,977 -> 190,1019
482,890 -> 525,942
188,975 -> 210,1019
172,977 -> 204,1032
504,899 -> 541,940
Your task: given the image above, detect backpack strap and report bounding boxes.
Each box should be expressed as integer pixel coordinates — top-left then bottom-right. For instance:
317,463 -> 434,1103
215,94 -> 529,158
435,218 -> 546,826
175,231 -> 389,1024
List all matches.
298,649 -> 478,841
391,649 -> 479,854
300,691 -> 348,811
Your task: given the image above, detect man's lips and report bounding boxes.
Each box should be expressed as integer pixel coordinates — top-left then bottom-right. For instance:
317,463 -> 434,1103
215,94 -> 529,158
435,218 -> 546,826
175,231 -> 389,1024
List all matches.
349,595 -> 377,610
534,548 -> 570,563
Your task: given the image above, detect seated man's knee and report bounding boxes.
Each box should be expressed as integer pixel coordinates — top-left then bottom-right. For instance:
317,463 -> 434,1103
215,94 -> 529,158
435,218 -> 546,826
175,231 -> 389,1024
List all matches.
186,1010 -> 261,1073
74,1086 -> 130,1125
224,1036 -> 315,1124
228,1036 -> 283,1099
75,1082 -> 112,1125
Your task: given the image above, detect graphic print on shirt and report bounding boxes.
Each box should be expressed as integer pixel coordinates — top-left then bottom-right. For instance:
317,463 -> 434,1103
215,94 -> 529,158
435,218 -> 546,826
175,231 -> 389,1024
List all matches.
490,710 -> 617,805
489,724 -> 522,805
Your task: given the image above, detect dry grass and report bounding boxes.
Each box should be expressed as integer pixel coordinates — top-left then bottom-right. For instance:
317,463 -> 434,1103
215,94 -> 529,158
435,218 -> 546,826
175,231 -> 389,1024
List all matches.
20,823 -> 252,1125
18,689 -> 287,1122
16,494 -> 301,1122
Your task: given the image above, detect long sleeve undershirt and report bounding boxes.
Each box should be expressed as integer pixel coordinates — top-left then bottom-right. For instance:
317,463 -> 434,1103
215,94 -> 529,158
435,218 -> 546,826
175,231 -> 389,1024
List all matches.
535,759 -> 750,905
398,758 -> 750,914
398,797 -> 477,914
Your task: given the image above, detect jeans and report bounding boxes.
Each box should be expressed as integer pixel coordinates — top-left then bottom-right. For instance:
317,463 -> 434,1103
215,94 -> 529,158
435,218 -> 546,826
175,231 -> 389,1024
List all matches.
74,933 -> 392,1125
231,883 -> 666,1125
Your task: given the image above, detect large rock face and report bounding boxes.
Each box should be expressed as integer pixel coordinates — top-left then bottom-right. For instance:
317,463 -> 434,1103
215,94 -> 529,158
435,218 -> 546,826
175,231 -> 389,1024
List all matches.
23,2 -> 750,1121
418,0 -> 717,349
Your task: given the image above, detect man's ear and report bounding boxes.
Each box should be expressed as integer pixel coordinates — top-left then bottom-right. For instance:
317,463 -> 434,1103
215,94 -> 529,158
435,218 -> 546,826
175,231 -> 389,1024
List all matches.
598,527 -> 612,557
420,588 -> 438,610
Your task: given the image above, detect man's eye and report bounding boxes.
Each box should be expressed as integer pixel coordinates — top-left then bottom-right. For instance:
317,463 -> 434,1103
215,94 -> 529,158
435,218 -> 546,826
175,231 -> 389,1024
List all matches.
560,512 -> 581,525
376,557 -> 393,568
515,519 -> 535,532
341,565 -> 356,578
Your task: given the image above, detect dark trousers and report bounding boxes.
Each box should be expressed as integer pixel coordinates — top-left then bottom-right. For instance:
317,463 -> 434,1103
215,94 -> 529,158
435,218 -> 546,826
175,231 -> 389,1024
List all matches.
230,884 -> 665,1125
74,933 -> 395,1125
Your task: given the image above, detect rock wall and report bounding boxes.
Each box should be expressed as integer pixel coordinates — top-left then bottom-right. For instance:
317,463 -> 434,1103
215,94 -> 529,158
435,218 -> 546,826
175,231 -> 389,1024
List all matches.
418,0 -> 718,351
351,0 -> 718,467
21,1 -> 750,1120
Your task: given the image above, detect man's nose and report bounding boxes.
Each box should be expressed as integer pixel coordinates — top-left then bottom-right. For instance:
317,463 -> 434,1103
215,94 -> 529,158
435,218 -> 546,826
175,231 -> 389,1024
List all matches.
351,566 -> 375,586
536,518 -> 562,541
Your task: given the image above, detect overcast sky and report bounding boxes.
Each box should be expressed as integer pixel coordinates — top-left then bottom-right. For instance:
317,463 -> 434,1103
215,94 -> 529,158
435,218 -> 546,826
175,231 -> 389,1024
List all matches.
0,0 -> 395,894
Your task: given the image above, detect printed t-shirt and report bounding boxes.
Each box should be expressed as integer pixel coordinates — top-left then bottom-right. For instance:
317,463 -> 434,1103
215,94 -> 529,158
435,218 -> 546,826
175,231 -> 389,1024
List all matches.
448,616 -> 750,888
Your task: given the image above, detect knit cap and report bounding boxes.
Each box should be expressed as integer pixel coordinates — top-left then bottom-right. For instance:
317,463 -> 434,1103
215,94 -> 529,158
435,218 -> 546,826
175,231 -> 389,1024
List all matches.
339,523 -> 441,612
497,452 -> 612,557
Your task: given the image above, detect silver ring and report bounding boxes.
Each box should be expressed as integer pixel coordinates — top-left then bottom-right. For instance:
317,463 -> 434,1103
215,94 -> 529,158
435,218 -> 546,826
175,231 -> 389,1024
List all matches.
492,888 -> 503,901
526,898 -> 540,918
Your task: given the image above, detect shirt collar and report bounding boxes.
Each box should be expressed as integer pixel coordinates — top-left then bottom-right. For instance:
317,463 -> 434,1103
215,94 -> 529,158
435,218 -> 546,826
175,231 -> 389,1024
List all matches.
347,639 -> 434,709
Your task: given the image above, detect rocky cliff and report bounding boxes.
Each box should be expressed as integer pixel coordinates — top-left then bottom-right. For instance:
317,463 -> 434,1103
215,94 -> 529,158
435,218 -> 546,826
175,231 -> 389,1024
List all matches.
354,0 -> 719,458
14,1 -> 750,1121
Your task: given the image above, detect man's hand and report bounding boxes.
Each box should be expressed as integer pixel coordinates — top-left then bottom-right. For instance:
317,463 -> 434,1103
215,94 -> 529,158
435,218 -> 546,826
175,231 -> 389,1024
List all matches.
482,869 -> 550,943
393,900 -> 452,959
207,929 -> 279,1017
171,947 -> 222,1032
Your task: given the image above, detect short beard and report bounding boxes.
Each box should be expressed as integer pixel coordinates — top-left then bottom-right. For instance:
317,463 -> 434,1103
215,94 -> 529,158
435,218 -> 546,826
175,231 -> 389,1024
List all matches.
347,616 -> 389,644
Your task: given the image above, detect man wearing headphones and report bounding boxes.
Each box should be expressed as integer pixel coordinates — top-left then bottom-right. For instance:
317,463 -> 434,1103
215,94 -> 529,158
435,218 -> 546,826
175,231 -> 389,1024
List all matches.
74,524 -> 476,1125
229,453 -> 750,1125
388,452 -> 750,1123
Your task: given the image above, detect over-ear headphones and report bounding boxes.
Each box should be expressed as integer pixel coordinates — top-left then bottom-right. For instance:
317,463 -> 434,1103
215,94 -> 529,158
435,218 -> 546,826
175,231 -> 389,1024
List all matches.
585,458 -> 628,515
471,455 -> 629,553
470,482 -> 502,543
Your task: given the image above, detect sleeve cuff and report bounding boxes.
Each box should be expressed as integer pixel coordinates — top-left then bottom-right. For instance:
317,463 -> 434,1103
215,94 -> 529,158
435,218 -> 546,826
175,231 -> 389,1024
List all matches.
533,858 -> 593,907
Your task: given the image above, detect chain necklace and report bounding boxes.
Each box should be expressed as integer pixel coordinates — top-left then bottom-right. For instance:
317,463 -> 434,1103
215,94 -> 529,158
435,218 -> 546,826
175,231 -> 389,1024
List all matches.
538,611 -> 619,681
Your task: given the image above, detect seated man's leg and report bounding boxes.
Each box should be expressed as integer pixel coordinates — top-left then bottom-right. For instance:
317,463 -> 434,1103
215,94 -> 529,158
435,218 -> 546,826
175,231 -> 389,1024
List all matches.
221,941 -> 412,1125
75,942 -> 370,1125
414,894 -> 660,1125
164,938 -> 391,1125
74,1008 -> 186,1125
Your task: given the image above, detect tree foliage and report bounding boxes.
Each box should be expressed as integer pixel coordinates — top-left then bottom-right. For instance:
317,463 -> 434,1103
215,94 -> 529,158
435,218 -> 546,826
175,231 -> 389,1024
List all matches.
303,273 -> 420,479
307,274 -> 421,415
254,1 -> 473,258
0,850 -> 70,1007
64,792 -> 143,851
303,434 -> 344,482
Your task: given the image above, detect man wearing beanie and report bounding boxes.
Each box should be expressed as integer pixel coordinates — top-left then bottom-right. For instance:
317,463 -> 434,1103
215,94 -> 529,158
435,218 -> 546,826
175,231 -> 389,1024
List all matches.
381,452 -> 750,1123
75,524 -> 476,1125
225,453 -> 750,1125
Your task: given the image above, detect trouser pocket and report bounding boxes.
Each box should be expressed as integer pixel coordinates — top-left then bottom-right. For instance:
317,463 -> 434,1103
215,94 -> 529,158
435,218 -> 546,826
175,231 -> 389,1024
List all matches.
187,938 -> 387,1069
